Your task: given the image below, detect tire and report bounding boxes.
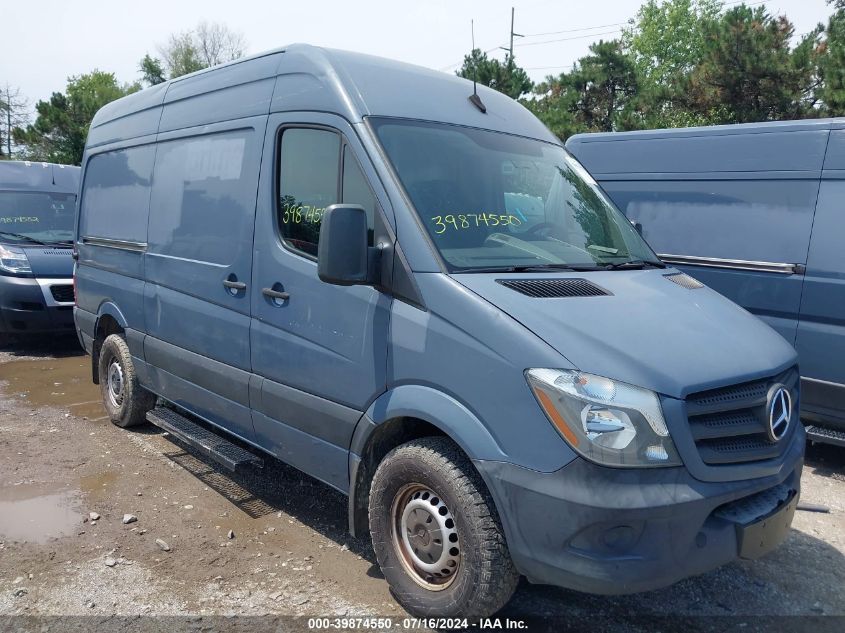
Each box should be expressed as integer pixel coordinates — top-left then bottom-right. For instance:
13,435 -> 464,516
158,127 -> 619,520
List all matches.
369,436 -> 519,619
98,334 -> 155,428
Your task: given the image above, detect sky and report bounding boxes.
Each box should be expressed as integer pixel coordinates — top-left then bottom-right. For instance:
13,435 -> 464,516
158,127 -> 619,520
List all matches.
1,0 -> 836,112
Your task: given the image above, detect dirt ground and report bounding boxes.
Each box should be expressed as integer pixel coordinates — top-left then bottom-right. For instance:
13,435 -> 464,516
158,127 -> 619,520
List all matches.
1,335 -> 844,632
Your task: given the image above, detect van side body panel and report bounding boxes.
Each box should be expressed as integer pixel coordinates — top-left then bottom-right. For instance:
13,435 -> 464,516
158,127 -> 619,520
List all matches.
795,127 -> 845,429
567,124 -> 827,347
377,274 -> 577,473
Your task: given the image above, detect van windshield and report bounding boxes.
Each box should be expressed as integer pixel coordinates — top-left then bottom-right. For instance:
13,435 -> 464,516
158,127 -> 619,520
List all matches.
0,191 -> 76,245
370,118 -> 660,272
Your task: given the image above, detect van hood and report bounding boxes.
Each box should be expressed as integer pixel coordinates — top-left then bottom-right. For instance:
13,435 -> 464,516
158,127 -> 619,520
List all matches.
453,269 -> 797,399
20,245 -> 74,277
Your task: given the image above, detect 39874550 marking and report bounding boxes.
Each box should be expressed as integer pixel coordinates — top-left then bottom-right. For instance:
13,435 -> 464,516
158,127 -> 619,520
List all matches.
430,213 -> 522,234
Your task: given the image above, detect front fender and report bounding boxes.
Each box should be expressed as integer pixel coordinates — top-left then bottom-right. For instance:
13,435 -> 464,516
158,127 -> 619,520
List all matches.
353,384 -> 508,461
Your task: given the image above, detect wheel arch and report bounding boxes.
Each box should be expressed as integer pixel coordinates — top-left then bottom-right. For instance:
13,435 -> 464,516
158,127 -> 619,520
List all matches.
90,303 -> 128,384
347,384 -> 508,538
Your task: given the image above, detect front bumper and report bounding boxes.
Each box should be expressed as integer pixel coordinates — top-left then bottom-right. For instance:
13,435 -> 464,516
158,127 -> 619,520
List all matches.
0,275 -> 75,334
474,423 -> 804,595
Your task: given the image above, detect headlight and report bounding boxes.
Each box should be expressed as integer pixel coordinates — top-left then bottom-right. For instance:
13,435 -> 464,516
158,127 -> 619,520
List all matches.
526,368 -> 682,468
0,244 -> 32,275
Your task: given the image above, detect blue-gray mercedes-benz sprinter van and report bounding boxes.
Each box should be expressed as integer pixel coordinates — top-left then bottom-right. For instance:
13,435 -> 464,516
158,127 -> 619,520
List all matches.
0,161 -> 79,336
74,45 -> 804,619
567,121 -> 845,447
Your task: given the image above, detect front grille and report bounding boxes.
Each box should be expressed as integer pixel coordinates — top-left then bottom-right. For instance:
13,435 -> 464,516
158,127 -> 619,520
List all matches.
686,367 -> 798,466
496,278 -> 610,298
50,284 -> 74,303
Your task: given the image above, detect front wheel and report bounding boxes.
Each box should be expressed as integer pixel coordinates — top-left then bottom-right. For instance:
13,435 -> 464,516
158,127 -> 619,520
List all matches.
98,334 -> 155,428
369,437 -> 519,619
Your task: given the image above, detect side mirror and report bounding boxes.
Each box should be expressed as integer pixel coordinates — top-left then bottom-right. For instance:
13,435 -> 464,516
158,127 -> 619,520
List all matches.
317,204 -> 374,286
631,219 -> 643,235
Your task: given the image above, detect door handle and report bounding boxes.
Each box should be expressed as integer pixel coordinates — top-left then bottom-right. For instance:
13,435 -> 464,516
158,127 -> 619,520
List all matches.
262,287 -> 290,301
223,279 -> 247,290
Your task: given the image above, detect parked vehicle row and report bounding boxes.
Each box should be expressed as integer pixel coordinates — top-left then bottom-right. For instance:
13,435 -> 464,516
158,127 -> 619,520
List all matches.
0,161 -> 79,336
72,45 -> 804,619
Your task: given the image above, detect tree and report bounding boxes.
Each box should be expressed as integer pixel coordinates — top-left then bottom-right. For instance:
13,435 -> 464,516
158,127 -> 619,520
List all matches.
139,54 -> 166,87
623,0 -> 724,127
818,2 -> 845,114
0,84 -> 29,159
457,49 -> 533,100
154,21 -> 247,81
686,6 -> 820,123
13,71 -> 140,165
528,39 -> 641,140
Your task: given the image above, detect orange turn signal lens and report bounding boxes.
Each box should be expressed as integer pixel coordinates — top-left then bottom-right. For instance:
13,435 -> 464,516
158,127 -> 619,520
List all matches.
535,388 -> 580,447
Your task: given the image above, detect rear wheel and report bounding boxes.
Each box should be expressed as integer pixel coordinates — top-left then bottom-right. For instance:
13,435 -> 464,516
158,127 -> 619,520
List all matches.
369,436 -> 519,619
98,334 -> 155,428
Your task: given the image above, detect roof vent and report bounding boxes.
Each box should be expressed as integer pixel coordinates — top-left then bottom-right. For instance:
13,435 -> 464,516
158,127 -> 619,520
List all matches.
496,278 -> 611,298
664,272 -> 704,289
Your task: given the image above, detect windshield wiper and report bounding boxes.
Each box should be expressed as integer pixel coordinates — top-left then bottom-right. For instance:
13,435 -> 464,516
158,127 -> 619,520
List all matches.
600,260 -> 666,270
48,239 -> 75,246
453,263 -> 605,273
512,264 -> 606,272
0,231 -> 47,245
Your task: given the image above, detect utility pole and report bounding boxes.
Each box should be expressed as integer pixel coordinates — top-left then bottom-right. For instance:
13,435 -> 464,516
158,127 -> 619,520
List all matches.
500,7 -> 523,63
5,86 -> 11,158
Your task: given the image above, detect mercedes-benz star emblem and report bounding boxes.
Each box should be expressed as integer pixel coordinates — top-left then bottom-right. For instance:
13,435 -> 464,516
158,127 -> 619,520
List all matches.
767,385 -> 792,442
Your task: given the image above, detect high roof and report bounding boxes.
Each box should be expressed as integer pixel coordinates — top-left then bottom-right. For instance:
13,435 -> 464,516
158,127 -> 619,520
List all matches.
566,118 -> 845,176
0,161 -> 80,193
87,44 -> 558,149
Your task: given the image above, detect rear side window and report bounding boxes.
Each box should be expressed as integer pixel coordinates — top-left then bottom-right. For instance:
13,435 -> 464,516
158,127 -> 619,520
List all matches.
148,129 -> 256,265
80,145 -> 155,242
277,128 -> 375,257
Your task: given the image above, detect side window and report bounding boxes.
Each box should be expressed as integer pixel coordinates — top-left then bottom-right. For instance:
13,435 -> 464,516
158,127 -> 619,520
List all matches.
148,129 -> 255,265
278,128 -> 375,258
342,144 -> 376,239
80,145 -> 155,242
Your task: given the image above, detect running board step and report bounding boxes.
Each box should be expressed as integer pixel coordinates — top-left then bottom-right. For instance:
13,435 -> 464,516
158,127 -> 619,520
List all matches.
147,407 -> 263,472
806,424 -> 845,448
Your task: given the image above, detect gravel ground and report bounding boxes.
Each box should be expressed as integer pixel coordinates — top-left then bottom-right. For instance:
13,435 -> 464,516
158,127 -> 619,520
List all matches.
0,334 -> 844,632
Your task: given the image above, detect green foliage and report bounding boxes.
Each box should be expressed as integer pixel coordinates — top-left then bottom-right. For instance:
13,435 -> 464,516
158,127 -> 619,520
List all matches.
139,54 -> 167,86
818,8 -> 845,114
529,1 -> 832,140
686,6 -> 818,123
457,49 -> 533,99
625,0 -> 722,84
527,39 -> 641,139
623,0 -> 723,127
13,71 -> 139,165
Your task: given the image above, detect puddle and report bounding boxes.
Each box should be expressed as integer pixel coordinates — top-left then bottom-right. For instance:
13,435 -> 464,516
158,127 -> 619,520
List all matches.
0,356 -> 105,420
80,471 -> 119,499
0,485 -> 81,544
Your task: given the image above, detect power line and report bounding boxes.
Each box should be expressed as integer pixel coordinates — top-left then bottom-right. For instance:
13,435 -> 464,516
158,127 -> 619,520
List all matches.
520,22 -> 629,38
515,29 -> 624,47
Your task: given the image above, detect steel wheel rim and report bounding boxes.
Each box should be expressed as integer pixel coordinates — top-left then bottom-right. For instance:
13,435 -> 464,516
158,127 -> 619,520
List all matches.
390,483 -> 461,590
107,359 -> 125,408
